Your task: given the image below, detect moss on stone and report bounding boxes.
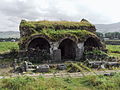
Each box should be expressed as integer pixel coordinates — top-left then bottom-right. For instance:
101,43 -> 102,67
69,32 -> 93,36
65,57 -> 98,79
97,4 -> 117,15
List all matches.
20,20 -> 95,32
19,29 -> 97,45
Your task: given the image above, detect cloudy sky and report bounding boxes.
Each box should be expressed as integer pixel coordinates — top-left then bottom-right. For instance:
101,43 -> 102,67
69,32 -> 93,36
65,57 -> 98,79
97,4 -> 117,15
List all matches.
0,0 -> 120,31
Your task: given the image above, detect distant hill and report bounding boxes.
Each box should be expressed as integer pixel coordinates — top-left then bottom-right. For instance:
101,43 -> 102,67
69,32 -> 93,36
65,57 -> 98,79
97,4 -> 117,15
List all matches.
0,31 -> 20,38
95,22 -> 120,33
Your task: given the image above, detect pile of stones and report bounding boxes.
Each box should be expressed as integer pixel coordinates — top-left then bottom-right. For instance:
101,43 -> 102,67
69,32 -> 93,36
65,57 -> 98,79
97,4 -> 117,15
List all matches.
14,61 -> 67,73
87,61 -> 120,69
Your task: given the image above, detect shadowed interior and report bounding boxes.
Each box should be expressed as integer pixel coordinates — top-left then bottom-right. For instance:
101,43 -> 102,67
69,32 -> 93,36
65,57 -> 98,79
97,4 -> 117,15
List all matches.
28,38 -> 50,53
58,39 -> 77,60
84,37 -> 100,51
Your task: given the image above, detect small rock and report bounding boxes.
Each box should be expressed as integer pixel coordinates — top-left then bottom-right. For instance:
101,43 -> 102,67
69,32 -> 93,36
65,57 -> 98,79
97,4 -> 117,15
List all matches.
57,64 -> 67,70
36,65 -> 49,73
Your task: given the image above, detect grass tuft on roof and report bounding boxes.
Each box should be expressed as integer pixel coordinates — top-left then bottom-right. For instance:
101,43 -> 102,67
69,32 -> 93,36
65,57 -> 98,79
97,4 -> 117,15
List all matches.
20,20 -> 95,31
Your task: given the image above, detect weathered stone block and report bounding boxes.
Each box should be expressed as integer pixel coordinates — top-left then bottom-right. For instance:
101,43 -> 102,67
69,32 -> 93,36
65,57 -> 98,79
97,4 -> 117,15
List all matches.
57,64 -> 67,70
36,65 -> 49,73
53,49 -> 61,62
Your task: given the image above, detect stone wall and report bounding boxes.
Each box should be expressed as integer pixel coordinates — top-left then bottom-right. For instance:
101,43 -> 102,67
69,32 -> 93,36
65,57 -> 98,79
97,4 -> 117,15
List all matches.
105,40 -> 120,45
19,19 -> 104,63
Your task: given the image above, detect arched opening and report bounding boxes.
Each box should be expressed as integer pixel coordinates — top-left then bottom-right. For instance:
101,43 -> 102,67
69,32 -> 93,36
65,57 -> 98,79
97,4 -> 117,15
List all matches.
28,37 -> 50,53
58,38 -> 77,60
84,37 -> 100,51
27,37 -> 51,63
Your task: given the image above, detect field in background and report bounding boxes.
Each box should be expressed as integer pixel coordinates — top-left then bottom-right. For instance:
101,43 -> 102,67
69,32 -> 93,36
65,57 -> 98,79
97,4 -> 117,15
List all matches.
106,45 -> 120,58
0,42 -> 19,53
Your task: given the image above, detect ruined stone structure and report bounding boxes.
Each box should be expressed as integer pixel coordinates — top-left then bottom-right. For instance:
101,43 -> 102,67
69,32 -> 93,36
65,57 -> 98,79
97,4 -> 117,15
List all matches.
19,19 -> 105,62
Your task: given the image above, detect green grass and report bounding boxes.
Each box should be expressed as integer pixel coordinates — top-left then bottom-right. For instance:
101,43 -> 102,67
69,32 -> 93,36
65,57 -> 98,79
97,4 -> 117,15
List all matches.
106,45 -> 120,52
108,53 -> 120,58
36,29 -> 95,41
0,73 -> 120,90
0,76 -> 88,90
106,45 -> 120,57
0,42 -> 19,53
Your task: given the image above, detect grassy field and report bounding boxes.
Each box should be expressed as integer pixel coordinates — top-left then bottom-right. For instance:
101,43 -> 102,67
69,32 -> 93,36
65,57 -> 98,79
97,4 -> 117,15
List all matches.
106,45 -> 120,57
0,42 -> 19,53
106,45 -> 120,52
0,73 -> 120,90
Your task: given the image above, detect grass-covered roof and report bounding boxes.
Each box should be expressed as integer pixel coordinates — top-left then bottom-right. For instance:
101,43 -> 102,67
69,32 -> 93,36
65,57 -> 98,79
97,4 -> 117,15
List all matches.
20,19 -> 95,32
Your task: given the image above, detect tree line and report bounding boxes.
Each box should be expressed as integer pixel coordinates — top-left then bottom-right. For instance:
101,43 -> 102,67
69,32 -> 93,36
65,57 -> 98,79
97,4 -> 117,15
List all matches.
96,32 -> 120,40
0,38 -> 19,42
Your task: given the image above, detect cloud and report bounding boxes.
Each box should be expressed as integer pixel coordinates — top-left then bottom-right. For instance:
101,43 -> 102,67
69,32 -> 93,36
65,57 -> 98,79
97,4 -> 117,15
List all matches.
0,0 -> 120,31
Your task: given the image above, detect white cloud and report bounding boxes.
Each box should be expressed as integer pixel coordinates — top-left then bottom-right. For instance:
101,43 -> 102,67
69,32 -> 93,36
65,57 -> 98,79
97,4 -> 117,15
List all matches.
0,0 -> 120,31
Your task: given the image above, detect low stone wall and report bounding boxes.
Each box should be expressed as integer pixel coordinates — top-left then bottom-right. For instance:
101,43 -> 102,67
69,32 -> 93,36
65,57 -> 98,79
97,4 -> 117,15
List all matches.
105,40 -> 120,45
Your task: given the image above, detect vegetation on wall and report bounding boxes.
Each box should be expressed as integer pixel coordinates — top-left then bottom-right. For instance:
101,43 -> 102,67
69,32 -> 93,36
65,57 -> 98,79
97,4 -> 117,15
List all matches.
19,29 -> 98,45
34,29 -> 96,41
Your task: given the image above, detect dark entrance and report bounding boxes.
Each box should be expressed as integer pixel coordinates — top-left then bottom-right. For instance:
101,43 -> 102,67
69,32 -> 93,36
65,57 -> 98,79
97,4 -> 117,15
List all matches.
27,37 -> 51,63
84,37 -> 100,51
28,37 -> 50,53
58,39 -> 77,60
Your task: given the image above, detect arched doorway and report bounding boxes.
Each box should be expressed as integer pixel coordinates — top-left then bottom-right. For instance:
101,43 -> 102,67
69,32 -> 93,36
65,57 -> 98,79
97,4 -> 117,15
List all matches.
58,38 -> 77,60
28,37 -> 50,53
27,37 -> 51,63
84,37 -> 100,51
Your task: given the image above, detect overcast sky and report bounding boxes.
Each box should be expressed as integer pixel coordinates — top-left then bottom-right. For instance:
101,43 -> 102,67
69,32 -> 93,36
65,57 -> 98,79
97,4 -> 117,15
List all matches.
0,0 -> 120,31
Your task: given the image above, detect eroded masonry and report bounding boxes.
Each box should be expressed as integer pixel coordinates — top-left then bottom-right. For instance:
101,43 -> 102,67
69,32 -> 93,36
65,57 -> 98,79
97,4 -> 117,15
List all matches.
19,19 -> 105,62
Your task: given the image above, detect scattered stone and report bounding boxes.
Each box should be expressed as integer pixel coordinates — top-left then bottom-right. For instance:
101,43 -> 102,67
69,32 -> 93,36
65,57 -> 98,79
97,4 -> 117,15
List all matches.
0,56 -> 4,59
87,61 -> 120,69
104,72 -> 116,76
12,59 -> 18,70
106,62 -> 120,67
14,61 -> 35,73
0,76 -> 4,79
36,65 -> 49,73
57,64 -> 67,70
87,61 -> 105,68
0,64 -> 9,68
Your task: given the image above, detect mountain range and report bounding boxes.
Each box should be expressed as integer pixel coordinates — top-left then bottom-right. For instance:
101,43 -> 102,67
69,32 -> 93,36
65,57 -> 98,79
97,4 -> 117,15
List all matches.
0,31 -> 20,38
95,22 -> 120,33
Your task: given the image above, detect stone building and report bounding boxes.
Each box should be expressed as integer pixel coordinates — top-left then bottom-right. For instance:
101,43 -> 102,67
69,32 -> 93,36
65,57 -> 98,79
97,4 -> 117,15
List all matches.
19,19 -> 104,62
